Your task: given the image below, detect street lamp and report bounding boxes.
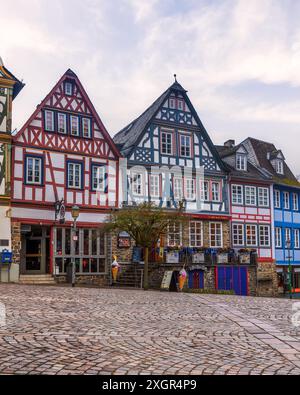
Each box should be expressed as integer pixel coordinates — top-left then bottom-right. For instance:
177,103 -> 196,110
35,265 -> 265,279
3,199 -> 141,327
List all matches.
286,239 -> 293,300
71,205 -> 80,288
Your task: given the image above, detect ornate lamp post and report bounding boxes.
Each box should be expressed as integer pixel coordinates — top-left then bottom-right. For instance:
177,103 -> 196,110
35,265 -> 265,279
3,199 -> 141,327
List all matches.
71,205 -> 80,288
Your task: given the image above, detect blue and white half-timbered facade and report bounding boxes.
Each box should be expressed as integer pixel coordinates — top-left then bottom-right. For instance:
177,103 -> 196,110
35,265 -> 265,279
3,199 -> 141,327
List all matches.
114,78 -> 230,250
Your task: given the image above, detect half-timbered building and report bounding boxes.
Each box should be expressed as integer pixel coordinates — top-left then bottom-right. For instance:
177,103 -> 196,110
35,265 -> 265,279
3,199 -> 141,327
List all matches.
0,58 -> 24,282
11,69 -> 120,284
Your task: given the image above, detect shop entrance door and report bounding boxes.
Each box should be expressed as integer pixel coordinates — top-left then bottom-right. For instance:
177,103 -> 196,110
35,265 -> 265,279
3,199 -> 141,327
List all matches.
22,226 -> 50,275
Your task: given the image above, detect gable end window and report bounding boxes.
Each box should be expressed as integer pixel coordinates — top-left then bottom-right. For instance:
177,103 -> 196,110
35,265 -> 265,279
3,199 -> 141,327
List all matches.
25,156 -> 43,185
45,110 -> 54,132
161,131 -> 173,155
58,113 -> 67,134
180,134 -> 192,157
70,115 -> 80,136
82,118 -> 92,138
65,82 -> 73,96
67,162 -> 83,189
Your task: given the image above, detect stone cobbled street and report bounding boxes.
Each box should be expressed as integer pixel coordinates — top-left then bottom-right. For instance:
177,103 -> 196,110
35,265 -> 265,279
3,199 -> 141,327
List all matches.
0,284 -> 300,375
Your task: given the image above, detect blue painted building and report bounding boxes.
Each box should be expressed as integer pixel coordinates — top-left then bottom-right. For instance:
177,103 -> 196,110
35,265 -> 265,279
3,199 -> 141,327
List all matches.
242,138 -> 300,292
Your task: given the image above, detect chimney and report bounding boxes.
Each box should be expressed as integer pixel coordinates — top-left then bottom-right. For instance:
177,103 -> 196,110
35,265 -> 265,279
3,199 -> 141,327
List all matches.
224,139 -> 235,148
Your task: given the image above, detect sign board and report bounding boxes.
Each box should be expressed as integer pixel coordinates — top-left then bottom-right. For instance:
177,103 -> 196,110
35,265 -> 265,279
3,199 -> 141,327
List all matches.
166,252 -> 179,264
192,253 -> 205,263
118,232 -> 131,248
132,247 -> 143,263
161,271 -> 174,291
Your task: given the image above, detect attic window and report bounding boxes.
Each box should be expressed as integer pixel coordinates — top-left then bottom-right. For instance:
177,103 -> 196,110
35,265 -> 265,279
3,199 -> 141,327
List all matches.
276,160 -> 284,175
236,154 -> 247,171
65,82 -> 73,96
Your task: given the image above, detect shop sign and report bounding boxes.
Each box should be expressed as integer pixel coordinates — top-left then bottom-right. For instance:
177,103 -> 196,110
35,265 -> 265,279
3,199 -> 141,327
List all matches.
161,271 -> 174,291
118,232 -> 131,248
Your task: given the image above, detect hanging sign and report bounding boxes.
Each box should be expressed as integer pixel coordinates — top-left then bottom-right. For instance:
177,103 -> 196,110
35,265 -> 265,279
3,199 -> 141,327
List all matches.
132,247 -> 143,263
161,271 -> 174,291
118,232 -> 131,248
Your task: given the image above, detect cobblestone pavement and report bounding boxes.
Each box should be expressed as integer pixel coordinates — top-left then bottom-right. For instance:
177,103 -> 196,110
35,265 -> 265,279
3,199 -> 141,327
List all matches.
0,284 -> 300,375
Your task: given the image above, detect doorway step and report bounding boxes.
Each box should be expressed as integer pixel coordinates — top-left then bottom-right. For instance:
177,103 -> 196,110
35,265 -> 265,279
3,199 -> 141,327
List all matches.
19,275 -> 56,285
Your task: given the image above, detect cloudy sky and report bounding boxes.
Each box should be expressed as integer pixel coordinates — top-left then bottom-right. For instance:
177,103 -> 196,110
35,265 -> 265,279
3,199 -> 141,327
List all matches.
1,0 -> 300,174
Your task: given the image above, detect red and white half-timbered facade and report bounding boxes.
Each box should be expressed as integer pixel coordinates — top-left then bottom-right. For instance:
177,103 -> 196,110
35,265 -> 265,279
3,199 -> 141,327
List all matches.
11,69 -> 120,281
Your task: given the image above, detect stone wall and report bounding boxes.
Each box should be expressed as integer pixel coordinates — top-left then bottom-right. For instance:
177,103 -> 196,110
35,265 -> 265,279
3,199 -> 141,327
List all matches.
56,274 -> 109,287
256,261 -> 278,297
11,221 -> 21,266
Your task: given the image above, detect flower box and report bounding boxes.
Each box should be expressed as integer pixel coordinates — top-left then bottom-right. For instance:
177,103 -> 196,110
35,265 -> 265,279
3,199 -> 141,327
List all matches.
192,253 -> 205,264
217,253 -> 229,264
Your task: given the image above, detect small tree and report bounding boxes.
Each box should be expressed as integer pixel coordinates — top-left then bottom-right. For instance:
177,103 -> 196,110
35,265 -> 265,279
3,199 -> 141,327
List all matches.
104,202 -> 186,290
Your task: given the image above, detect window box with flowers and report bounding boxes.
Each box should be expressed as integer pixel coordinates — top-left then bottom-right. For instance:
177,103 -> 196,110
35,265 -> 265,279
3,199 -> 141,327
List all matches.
217,248 -> 229,264
238,248 -> 251,264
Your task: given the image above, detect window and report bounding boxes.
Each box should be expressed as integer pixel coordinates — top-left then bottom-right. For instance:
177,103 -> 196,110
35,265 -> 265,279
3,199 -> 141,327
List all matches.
276,160 -> 284,175
168,223 -> 182,247
232,185 -> 243,205
293,193 -> 299,211
58,113 -> 67,134
232,224 -> 244,246
150,174 -> 160,198
132,173 -> 143,196
177,100 -> 184,111
212,182 -> 221,202
174,178 -> 183,200
245,186 -> 256,206
210,222 -> 223,248
190,221 -> 203,247
259,225 -> 271,247
67,162 -> 82,189
274,190 -> 281,208
82,118 -> 91,138
236,154 -> 247,171
285,228 -> 291,248
65,82 -> 73,96
200,181 -> 209,201
294,229 -> 300,249
169,98 -> 175,109
283,192 -> 290,210
258,187 -> 269,207
92,165 -> 105,192
180,134 -> 191,157
26,156 -> 43,185
185,178 -> 195,200
70,116 -> 79,136
161,131 -> 173,155
45,110 -> 54,132
246,225 -> 257,247
275,227 -> 282,248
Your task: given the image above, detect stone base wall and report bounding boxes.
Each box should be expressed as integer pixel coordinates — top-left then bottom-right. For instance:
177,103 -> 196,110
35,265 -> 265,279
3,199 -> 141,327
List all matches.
56,274 -> 109,287
256,261 -> 278,297
11,221 -> 21,266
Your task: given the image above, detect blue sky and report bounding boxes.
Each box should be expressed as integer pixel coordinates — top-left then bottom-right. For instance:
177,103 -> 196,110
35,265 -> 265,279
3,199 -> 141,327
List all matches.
1,0 -> 300,175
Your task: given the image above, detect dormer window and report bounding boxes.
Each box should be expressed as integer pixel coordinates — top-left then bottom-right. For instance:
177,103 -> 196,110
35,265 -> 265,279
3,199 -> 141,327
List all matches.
65,82 -> 73,96
236,154 -> 247,171
276,159 -> 284,175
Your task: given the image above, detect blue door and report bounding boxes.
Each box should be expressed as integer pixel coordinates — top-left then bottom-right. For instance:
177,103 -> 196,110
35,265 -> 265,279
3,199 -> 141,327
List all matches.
216,267 -> 248,296
188,270 -> 204,289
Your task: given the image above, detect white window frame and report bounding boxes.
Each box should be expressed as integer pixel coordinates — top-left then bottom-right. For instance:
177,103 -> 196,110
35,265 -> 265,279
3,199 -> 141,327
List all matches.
70,115 -> 80,136
82,118 -> 92,138
180,134 -> 192,158
259,225 -> 271,247
276,160 -> 284,175
26,157 -> 42,185
167,223 -> 182,247
283,192 -> 290,210
246,224 -> 257,247
65,82 -> 73,96
274,190 -> 281,208
209,222 -> 223,248
232,184 -> 243,205
293,193 -> 299,211
185,178 -> 195,200
131,173 -> 143,196
174,177 -> 183,200
258,187 -> 269,207
232,223 -> 244,247
245,186 -> 256,206
236,154 -> 247,171
161,130 -> 173,155
45,110 -> 54,132
294,229 -> 300,249
67,162 -> 82,189
211,181 -> 221,202
200,181 -> 209,202
92,165 -> 105,192
285,228 -> 291,248
57,113 -> 67,134
150,174 -> 160,198
189,221 -> 203,248
275,227 -> 282,248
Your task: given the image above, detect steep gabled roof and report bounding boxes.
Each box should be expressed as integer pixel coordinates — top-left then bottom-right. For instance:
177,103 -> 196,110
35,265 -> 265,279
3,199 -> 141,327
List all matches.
244,137 -> 300,188
13,68 -> 120,158
215,143 -> 272,182
114,79 -> 227,171
0,57 -> 25,99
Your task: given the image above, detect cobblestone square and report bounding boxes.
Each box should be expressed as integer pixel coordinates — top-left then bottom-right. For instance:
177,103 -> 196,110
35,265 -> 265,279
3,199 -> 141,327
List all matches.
0,284 -> 300,375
